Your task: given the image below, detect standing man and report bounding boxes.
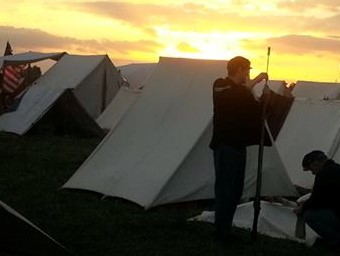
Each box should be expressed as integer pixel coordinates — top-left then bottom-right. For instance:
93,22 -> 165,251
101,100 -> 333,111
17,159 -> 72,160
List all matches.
294,150 -> 340,250
210,56 -> 268,243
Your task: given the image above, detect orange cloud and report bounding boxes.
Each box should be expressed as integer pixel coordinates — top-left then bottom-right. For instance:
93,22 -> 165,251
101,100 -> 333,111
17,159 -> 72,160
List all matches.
278,0 -> 340,12
65,1 -> 340,36
240,34 -> 340,57
266,35 -> 340,55
0,26 -> 163,56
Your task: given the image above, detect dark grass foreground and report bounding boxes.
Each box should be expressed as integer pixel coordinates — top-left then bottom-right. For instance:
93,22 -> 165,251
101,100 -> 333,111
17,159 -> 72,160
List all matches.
0,133 -> 334,256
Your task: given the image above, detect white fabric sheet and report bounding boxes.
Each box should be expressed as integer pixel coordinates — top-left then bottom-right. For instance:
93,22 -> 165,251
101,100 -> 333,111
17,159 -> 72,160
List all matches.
189,201 -> 319,246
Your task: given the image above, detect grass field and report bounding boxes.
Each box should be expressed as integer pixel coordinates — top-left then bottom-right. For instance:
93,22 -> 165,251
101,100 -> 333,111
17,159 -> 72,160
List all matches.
0,133 -> 334,256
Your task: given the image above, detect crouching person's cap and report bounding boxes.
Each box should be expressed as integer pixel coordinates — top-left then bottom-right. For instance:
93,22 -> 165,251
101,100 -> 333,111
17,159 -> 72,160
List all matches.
302,150 -> 326,170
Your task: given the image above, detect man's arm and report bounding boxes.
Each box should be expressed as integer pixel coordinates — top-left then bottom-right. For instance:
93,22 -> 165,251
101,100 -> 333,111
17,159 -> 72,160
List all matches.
302,174 -> 329,212
246,72 -> 269,90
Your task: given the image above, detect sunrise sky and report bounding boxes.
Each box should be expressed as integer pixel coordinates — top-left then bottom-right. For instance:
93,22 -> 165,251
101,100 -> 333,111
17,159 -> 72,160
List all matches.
1,0 -> 340,82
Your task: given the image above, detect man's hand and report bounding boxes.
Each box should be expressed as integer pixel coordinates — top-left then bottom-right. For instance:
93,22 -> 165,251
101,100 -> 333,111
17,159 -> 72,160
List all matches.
246,72 -> 269,89
293,202 -> 305,216
253,72 -> 269,84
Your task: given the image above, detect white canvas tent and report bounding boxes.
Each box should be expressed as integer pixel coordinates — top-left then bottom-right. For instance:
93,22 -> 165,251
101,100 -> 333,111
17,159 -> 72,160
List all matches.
118,63 -> 157,89
0,51 -> 65,66
292,81 -> 340,100
0,53 -> 124,135
272,98 -> 340,188
63,57 -> 297,208
96,63 -> 156,131
96,86 -> 142,131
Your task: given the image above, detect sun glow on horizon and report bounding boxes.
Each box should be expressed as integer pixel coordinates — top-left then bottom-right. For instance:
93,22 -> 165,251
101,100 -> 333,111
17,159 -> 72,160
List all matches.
1,0 -> 340,82
156,29 -> 264,61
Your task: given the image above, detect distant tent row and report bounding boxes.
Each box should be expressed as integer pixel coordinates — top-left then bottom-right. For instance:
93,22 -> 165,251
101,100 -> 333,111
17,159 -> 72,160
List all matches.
253,79 -> 340,100
0,52 -> 126,136
292,80 -> 340,100
3,53 -> 340,208
2,51 -> 339,137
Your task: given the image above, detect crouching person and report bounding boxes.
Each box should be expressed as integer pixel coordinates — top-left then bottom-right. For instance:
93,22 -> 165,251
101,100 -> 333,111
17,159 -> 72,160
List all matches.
294,150 -> 340,250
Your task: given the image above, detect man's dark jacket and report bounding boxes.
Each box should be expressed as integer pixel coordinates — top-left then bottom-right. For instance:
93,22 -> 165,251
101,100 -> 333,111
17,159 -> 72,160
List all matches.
303,159 -> 340,217
210,77 -> 267,149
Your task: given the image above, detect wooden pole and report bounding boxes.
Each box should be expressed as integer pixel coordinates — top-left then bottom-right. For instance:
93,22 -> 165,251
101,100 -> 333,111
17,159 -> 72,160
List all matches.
252,47 -> 271,241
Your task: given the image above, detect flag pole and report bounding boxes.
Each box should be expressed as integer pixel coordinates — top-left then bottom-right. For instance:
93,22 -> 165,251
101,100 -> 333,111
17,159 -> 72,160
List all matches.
251,46 -> 271,241
0,61 -> 6,114
1,41 -> 12,113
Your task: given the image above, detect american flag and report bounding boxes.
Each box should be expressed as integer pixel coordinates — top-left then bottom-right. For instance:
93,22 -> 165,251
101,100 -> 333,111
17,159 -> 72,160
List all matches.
2,42 -> 27,96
